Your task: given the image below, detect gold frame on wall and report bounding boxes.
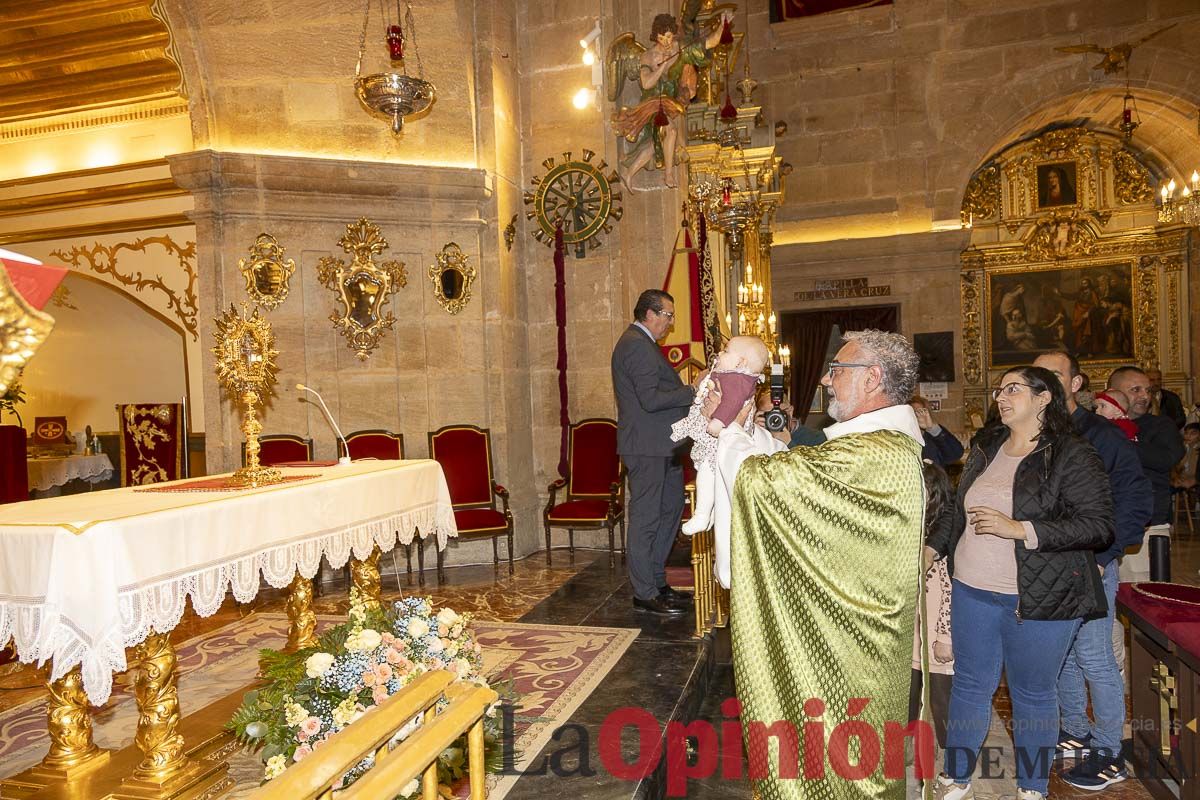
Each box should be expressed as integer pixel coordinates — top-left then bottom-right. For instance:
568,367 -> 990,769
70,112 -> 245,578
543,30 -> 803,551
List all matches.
428,242 -> 476,315
316,218 -> 408,361
238,233 -> 295,311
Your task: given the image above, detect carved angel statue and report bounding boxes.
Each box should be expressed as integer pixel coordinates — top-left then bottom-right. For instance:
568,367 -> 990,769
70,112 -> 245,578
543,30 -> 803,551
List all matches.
1054,23 -> 1176,74
606,7 -> 732,190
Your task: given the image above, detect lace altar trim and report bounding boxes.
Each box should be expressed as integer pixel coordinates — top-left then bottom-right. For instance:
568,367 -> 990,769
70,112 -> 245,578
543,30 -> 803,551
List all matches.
0,503 -> 456,706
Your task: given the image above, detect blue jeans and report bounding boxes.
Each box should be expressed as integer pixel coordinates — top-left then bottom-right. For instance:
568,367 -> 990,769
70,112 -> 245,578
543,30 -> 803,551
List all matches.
1056,564 -> 1123,754
944,581 -> 1081,795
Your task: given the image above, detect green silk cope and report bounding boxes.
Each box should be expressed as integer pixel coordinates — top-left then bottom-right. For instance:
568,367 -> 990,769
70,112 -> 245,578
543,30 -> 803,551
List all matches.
730,429 -> 925,800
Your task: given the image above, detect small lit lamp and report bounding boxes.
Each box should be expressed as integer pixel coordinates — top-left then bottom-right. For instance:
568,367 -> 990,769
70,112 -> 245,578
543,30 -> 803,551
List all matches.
1119,92 -> 1140,141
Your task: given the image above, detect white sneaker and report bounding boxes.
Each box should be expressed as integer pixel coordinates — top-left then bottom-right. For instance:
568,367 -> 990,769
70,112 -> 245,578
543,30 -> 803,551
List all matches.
680,512 -> 710,536
933,774 -> 973,800
1017,790 -> 1046,800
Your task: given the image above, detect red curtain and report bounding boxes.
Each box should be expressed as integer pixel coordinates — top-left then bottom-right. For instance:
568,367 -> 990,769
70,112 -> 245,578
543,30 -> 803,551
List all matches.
780,306 -> 899,422
0,425 -> 28,503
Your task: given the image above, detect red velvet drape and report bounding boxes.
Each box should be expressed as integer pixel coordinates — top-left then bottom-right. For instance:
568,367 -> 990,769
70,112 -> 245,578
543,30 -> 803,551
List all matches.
0,425 -> 28,503
780,305 -> 899,422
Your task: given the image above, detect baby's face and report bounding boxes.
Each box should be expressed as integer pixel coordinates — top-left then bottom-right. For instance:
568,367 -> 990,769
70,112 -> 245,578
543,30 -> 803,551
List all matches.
1095,399 -> 1122,420
721,336 -> 769,372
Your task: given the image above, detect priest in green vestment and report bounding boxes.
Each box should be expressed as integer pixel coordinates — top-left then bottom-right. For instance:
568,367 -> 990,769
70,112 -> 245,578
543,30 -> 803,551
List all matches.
713,330 -> 927,800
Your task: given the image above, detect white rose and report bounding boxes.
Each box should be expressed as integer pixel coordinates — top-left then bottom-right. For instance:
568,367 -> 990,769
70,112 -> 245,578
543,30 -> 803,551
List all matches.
284,703 -> 309,727
454,658 -> 472,676
305,652 -> 335,679
357,629 -> 382,650
426,637 -> 444,653
264,754 -> 288,780
406,619 -> 429,639
436,608 -> 459,626
400,779 -> 420,797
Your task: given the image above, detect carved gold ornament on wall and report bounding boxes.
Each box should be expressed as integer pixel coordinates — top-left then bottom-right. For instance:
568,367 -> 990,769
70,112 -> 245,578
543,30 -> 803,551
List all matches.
212,304 -> 281,488
0,264 -> 54,396
238,234 -> 295,311
1112,149 -> 1154,205
959,270 -> 983,386
49,236 -> 198,340
316,218 -> 408,361
961,164 -> 1001,225
428,242 -> 475,315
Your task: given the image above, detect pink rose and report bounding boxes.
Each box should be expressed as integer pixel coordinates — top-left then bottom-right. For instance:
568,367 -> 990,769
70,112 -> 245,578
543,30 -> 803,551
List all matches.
374,663 -> 393,683
293,744 -> 312,762
301,717 -> 322,737
362,670 -> 377,687
438,623 -> 449,636
297,728 -> 310,742
372,686 -> 389,705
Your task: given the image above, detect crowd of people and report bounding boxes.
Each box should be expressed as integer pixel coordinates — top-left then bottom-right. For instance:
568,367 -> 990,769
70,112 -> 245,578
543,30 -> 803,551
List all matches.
610,289 -> 1190,800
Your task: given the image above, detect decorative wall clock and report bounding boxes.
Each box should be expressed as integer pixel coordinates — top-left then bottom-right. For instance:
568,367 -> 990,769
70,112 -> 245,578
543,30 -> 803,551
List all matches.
524,149 -> 622,258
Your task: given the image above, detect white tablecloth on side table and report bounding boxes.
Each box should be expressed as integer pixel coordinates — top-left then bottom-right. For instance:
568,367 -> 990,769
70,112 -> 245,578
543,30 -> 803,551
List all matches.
0,459 -> 456,705
26,454 -> 114,492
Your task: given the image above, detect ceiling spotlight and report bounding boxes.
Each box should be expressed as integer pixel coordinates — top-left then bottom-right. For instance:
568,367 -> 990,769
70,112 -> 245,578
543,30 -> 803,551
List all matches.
580,22 -> 601,49
572,88 -> 595,109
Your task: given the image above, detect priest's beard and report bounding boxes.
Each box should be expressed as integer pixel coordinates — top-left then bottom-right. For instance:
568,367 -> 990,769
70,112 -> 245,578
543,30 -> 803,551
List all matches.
826,373 -> 867,422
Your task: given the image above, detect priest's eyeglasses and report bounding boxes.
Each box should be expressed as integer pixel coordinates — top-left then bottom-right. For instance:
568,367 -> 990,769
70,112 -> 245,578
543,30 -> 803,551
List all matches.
825,361 -> 873,379
991,382 -> 1033,400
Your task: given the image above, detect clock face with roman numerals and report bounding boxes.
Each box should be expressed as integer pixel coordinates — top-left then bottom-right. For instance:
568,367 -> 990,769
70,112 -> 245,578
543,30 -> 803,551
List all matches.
524,149 -> 623,258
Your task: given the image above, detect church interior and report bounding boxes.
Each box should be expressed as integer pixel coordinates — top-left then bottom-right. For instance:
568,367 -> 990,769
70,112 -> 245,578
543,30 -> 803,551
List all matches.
2,0 -> 1200,798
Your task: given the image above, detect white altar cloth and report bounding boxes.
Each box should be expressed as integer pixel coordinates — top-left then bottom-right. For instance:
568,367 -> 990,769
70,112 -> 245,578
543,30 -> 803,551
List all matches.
27,453 -> 114,492
0,460 -> 456,705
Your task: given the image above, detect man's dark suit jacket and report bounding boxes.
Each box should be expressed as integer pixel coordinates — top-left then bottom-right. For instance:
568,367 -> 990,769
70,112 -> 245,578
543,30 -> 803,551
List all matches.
611,324 -> 694,457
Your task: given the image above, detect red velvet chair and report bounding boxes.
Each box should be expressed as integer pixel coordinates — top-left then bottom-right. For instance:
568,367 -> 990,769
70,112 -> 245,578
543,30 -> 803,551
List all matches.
117,403 -> 183,486
428,425 -> 514,573
544,418 -> 625,563
252,434 -> 313,466
339,429 -> 404,461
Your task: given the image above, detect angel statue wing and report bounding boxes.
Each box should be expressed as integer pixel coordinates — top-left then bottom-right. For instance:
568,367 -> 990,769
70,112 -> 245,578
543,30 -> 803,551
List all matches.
605,32 -> 645,104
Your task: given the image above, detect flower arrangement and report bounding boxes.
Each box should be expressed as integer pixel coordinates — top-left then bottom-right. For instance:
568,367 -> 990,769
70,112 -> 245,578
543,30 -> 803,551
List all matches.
229,591 -> 506,794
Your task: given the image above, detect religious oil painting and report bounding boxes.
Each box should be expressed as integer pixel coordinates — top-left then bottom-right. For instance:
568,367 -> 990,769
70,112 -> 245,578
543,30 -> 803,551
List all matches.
1036,161 -> 1078,208
988,262 -> 1135,367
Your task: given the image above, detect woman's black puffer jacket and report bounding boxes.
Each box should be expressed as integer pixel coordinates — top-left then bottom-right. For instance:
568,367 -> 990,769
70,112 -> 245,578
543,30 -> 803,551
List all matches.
925,428 -> 1114,621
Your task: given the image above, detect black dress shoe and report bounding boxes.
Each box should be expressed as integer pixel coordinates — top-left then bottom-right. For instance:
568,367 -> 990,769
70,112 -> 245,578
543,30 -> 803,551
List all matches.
633,596 -> 687,615
658,588 -> 693,608
658,585 -> 692,603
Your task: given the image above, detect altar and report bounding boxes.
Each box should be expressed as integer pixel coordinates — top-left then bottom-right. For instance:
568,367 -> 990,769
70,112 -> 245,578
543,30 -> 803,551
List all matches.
0,460 -> 456,800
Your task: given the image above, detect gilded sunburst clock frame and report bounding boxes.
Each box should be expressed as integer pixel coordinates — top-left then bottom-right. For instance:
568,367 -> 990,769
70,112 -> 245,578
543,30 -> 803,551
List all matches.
212,304 -> 281,487
317,218 -> 408,361
428,242 -> 476,315
524,149 -> 623,258
238,233 -> 295,311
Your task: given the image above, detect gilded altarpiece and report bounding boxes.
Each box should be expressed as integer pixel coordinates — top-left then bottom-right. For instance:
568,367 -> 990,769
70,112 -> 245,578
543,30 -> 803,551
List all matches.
959,128 -> 1192,429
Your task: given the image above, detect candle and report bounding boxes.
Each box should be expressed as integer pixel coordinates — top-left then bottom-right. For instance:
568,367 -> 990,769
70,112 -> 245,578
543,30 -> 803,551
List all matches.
1123,107 -> 1132,124
1168,178 -> 1177,195
1162,184 -> 1170,201
768,313 -> 776,334
1192,170 -> 1199,191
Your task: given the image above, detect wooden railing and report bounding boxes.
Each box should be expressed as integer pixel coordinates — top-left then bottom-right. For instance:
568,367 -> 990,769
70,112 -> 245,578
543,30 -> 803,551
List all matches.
248,670 -> 498,800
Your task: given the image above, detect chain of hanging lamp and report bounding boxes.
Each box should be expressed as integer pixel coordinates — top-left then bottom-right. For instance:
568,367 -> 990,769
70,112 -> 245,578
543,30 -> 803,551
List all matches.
354,0 -> 435,135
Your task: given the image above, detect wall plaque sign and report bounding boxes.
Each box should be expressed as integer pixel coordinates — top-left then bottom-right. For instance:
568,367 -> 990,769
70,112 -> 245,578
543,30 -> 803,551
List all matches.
793,277 -> 891,301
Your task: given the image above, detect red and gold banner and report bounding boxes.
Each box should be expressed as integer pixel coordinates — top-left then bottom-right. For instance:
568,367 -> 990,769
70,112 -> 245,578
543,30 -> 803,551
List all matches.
659,224 -> 707,371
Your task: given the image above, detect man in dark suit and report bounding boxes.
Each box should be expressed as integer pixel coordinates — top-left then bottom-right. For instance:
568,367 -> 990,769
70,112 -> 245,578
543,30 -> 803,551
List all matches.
611,289 -> 697,615
1145,368 -> 1185,429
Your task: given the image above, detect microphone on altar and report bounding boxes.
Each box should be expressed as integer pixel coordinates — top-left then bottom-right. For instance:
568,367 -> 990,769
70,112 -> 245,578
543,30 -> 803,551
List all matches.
296,384 -> 352,466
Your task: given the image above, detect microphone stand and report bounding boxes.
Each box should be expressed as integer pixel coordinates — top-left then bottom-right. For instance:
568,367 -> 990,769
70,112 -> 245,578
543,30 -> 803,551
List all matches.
297,385 -> 351,466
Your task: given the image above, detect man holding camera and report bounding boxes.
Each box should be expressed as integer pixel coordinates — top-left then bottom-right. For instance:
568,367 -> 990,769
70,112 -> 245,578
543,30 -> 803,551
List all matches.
714,330 -> 926,800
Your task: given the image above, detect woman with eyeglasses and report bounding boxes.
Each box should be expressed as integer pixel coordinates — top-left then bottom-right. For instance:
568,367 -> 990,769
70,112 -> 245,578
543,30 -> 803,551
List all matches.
925,365 -> 1113,800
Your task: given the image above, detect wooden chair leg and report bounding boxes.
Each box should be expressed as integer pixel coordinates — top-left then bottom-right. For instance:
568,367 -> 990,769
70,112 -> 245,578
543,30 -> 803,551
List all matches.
492,536 -> 499,565
568,528 -> 574,553
620,519 -> 626,558
507,530 -> 514,572
545,525 -> 552,564
417,537 -> 426,586
607,523 -> 615,563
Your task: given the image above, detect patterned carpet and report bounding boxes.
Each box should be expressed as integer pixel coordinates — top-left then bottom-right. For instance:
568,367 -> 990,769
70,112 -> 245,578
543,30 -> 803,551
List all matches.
0,609 -> 638,799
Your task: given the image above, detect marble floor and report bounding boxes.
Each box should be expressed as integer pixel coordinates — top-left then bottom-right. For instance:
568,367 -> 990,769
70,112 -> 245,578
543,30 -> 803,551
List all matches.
1,531 -> 1197,800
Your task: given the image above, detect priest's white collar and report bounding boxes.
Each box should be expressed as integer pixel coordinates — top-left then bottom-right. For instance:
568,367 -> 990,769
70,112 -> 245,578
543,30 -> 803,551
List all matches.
823,403 -> 923,444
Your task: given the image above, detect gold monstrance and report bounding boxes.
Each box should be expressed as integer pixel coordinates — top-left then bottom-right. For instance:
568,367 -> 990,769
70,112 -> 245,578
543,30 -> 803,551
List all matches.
212,305 -> 282,488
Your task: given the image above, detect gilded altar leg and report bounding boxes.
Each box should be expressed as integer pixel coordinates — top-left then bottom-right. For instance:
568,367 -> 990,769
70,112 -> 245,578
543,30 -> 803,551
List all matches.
114,630 -> 227,800
350,545 -> 382,611
39,666 -> 109,774
285,573 -> 317,651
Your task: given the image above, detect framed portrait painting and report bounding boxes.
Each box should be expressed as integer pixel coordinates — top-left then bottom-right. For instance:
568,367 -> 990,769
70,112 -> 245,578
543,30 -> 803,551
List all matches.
1036,162 -> 1078,209
987,262 -> 1136,367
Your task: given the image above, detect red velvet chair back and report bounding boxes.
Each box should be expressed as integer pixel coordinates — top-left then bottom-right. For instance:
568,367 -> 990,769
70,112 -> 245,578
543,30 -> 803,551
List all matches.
342,430 -> 404,460
0,425 -> 28,502
567,418 -> 619,497
428,425 -> 494,508
256,435 -> 313,466
117,403 -> 183,486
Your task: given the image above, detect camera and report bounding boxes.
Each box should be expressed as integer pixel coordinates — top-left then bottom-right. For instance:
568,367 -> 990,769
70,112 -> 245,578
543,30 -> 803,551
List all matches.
762,363 -> 789,433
